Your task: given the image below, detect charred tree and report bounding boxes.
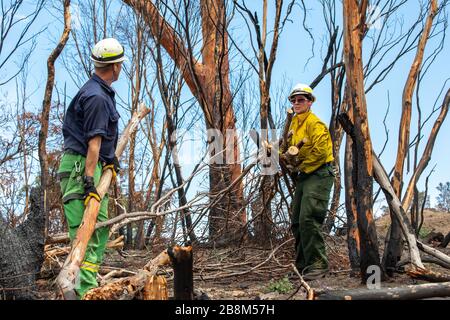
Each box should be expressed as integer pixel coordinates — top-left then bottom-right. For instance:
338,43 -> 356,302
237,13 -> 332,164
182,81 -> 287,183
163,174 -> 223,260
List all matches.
344,134 -> 360,272
168,245 -> 194,300
342,0 -> 382,281
0,188 -> 45,299
339,113 -> 425,271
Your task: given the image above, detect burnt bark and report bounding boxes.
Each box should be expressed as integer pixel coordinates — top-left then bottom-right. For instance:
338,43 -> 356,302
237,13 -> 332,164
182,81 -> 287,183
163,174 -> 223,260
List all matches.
0,188 -> 45,299
344,135 -> 360,272
343,0 -> 382,281
251,175 -> 275,244
339,112 -> 425,271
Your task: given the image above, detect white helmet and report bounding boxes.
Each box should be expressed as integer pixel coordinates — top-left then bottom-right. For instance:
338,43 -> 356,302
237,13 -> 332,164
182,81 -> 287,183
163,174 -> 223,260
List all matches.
289,83 -> 316,102
90,38 -> 126,67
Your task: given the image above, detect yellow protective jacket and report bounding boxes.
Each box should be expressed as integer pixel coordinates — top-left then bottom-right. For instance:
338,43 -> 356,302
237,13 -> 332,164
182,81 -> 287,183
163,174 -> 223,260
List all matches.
288,111 -> 334,174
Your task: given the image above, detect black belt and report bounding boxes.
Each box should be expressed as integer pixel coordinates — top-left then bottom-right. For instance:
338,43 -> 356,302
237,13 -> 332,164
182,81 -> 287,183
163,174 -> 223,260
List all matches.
63,149 -> 107,166
298,162 -> 333,177
64,149 -> 82,156
316,162 -> 333,170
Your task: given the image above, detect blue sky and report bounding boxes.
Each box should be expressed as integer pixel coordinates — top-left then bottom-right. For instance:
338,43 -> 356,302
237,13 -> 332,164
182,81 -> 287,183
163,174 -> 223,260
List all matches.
1,0 -> 449,213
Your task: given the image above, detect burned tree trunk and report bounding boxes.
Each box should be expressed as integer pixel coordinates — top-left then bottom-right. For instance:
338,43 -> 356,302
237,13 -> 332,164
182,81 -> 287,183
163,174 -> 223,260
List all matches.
0,188 -> 45,299
344,135 -> 360,272
343,0 -> 382,281
168,245 -> 194,300
339,113 -> 425,271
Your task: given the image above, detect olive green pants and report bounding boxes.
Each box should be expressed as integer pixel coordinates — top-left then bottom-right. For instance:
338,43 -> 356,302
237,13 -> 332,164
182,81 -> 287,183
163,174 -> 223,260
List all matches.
58,153 -> 109,299
291,165 -> 334,272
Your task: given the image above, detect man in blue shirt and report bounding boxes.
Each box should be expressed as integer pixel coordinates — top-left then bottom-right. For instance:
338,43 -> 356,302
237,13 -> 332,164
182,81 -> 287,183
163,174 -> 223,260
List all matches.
57,38 -> 125,299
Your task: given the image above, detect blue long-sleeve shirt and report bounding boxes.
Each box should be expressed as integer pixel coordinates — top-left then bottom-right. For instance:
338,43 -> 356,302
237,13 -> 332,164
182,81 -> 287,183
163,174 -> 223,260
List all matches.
62,74 -> 120,164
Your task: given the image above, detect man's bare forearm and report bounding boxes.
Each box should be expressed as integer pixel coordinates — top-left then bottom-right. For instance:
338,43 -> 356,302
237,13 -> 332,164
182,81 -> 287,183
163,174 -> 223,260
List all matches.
85,136 -> 102,177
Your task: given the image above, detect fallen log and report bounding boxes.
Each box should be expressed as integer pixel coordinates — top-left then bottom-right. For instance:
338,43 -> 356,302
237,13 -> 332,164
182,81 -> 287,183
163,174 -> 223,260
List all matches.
417,241 -> 450,266
315,282 -> 450,300
399,255 -> 450,270
407,269 -> 450,283
56,105 -> 150,299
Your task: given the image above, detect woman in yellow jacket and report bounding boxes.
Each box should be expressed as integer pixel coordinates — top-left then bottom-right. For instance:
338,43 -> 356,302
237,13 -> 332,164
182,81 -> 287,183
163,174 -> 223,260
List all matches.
286,83 -> 335,280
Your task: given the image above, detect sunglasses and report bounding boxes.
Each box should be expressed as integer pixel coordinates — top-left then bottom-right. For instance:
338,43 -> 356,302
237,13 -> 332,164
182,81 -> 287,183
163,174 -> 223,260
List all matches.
290,97 -> 310,104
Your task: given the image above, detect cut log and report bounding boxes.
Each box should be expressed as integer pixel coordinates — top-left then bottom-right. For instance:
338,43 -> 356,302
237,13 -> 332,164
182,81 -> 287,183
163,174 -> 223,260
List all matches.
315,282 -> 450,300
83,249 -> 170,300
280,138 -> 307,171
56,106 -> 150,299
168,245 -> 194,300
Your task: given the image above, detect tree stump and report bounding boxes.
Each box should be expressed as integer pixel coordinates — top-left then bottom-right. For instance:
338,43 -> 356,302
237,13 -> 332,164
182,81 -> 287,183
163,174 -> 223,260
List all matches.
168,245 -> 193,300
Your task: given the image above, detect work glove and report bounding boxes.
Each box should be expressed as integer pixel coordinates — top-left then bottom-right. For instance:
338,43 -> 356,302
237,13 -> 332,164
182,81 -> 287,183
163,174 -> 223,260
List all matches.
83,176 -> 101,206
103,156 -> 120,180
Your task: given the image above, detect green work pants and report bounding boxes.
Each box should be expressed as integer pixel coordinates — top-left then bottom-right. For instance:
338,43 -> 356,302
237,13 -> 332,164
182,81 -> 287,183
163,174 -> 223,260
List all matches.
58,152 -> 109,299
291,164 -> 334,272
